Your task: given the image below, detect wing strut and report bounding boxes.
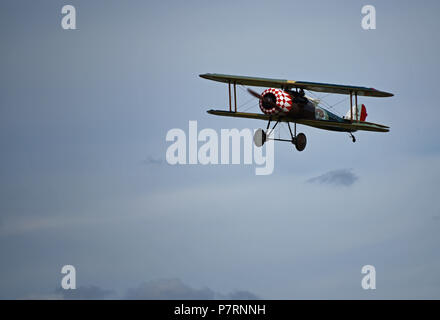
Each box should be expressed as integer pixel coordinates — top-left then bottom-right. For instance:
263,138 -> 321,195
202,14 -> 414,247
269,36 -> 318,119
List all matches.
355,92 -> 359,122
350,91 -> 353,121
228,81 -> 231,112
227,81 -> 237,112
349,91 -> 360,122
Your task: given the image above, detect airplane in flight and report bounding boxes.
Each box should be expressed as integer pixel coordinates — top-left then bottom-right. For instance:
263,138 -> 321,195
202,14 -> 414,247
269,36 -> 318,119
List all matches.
200,73 -> 393,151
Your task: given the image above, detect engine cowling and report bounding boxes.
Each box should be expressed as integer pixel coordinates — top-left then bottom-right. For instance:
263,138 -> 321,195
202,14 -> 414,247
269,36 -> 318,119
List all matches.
259,88 -> 293,115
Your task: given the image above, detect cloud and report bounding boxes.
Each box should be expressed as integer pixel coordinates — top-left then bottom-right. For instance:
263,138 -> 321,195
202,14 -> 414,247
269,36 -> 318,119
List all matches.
54,285 -> 115,300
124,279 -> 259,300
125,279 -> 214,300
27,279 -> 258,300
306,169 -> 358,186
222,290 -> 259,300
142,156 -> 163,165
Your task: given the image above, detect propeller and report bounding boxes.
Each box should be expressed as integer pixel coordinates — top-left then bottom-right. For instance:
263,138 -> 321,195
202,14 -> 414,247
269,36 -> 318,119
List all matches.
247,88 -> 281,111
246,88 -> 308,114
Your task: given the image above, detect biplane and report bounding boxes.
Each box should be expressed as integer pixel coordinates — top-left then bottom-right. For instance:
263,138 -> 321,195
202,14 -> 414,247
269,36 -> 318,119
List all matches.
200,73 -> 393,151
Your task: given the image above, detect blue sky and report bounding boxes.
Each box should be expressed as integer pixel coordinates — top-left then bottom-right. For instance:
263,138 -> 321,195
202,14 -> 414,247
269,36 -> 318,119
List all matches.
0,0 -> 439,299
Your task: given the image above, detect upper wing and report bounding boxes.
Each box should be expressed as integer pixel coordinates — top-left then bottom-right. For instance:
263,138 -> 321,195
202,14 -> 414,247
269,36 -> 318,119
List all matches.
200,73 -> 393,98
207,110 -> 389,132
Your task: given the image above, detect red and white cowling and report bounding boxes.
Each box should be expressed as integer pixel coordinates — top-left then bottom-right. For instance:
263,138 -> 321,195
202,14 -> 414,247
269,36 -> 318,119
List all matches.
259,88 -> 293,115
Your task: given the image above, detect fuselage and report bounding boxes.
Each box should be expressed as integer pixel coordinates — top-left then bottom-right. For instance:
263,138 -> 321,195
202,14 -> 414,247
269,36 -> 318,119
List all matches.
259,88 -> 349,131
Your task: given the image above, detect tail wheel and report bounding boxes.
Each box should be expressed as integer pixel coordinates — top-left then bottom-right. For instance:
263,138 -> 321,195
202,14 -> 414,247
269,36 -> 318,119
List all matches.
295,133 -> 307,151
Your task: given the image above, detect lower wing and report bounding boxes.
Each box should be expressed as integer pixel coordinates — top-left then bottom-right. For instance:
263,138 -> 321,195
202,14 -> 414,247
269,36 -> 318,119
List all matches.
207,109 -> 389,133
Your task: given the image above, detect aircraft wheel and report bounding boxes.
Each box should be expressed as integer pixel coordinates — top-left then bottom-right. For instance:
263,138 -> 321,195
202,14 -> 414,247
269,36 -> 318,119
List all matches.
253,128 -> 266,147
295,133 -> 307,151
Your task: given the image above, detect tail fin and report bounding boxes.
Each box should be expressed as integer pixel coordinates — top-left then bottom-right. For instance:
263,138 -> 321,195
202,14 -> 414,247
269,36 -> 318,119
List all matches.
345,104 -> 368,121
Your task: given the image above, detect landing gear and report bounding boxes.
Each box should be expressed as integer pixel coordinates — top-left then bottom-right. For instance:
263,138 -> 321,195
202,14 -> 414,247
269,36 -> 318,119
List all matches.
253,128 -> 266,147
287,122 -> 306,152
349,132 -> 356,143
294,133 -> 307,151
253,120 -> 307,151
